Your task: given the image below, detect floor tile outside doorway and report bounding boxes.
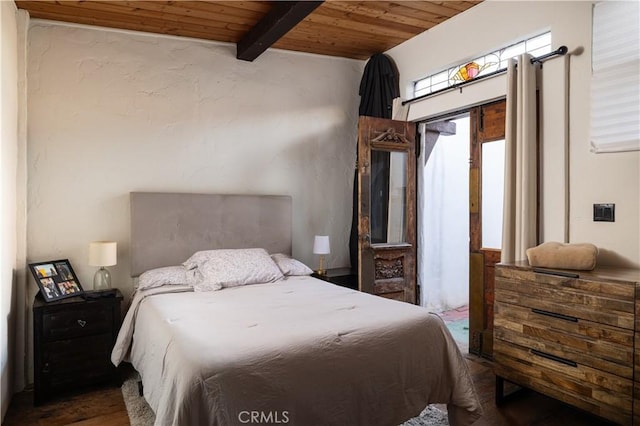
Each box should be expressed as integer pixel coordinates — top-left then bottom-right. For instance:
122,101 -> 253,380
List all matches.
437,305 -> 469,353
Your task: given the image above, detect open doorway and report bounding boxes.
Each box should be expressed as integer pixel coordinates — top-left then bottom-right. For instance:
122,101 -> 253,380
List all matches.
418,114 -> 470,352
418,100 -> 506,356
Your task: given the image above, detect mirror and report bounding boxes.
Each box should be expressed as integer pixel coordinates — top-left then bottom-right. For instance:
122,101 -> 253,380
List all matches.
370,149 -> 407,244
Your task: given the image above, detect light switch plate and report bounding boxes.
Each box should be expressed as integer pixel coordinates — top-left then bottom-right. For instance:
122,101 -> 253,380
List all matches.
593,203 -> 615,222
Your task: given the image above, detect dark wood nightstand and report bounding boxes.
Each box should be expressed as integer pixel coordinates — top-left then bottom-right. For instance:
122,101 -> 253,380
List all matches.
33,289 -> 123,405
312,267 -> 358,290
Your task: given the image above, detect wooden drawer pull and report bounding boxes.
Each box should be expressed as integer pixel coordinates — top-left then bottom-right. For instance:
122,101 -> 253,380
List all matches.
531,308 -> 578,322
531,349 -> 577,367
77,320 -> 87,327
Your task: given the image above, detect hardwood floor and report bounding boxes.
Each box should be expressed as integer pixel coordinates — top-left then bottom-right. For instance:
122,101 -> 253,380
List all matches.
3,355 -> 616,426
3,379 -> 130,426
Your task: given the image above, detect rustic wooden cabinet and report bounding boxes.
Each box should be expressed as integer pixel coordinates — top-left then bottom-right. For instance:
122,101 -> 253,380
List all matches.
33,290 -> 123,405
357,116 -> 417,304
494,261 -> 640,425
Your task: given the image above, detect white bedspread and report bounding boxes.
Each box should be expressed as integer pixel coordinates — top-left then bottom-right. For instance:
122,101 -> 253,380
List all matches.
112,277 -> 482,426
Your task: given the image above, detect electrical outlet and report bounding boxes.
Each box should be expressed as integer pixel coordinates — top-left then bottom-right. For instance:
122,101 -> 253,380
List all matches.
593,203 -> 615,222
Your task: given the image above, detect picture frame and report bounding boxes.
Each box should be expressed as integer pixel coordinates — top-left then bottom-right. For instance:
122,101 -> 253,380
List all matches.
29,259 -> 84,302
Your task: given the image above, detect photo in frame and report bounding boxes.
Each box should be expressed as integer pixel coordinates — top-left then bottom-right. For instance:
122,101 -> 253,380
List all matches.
29,259 -> 84,302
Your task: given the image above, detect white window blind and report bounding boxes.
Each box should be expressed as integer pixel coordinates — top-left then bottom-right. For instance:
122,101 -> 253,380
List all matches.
590,1 -> 640,153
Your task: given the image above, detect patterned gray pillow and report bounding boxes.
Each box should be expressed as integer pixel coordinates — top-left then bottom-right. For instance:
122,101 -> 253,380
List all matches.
270,253 -> 313,276
184,248 -> 284,291
138,266 -> 188,290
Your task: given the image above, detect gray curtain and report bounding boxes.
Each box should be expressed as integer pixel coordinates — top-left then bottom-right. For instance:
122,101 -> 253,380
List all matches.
501,54 -> 538,262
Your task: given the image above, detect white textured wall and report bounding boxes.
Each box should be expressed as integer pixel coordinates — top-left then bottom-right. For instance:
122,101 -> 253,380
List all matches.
26,22 -> 362,379
387,1 -> 640,267
27,22 -> 362,291
1,0 -> 19,419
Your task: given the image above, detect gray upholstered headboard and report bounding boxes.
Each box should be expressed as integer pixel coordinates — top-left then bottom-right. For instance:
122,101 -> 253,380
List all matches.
130,192 -> 292,277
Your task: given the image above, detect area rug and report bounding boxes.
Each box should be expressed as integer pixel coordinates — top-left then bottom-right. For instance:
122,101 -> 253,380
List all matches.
121,374 -> 155,426
122,375 -> 449,425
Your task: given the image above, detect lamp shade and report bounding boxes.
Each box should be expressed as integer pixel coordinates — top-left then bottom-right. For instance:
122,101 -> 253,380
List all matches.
313,235 -> 330,255
89,241 -> 117,267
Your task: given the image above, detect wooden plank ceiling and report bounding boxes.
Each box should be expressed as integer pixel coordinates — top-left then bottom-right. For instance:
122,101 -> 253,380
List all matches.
15,1 -> 481,61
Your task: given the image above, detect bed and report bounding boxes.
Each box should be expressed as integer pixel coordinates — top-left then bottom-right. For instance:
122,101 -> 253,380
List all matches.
112,192 -> 482,426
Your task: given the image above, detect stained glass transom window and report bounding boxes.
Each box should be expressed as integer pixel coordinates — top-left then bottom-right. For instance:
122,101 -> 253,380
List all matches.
413,32 -> 552,98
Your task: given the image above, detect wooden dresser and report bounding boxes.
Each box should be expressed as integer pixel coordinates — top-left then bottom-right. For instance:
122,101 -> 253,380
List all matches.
494,261 -> 640,425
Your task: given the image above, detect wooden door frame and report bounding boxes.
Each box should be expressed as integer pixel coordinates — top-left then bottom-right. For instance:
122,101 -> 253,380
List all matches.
469,99 -> 507,358
415,100 -> 513,357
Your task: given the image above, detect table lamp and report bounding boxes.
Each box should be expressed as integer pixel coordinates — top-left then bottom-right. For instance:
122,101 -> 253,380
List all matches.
313,235 -> 330,275
89,241 -> 117,290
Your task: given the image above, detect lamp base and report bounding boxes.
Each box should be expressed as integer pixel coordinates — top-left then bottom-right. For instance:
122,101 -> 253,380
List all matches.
316,255 -> 327,276
93,267 -> 112,291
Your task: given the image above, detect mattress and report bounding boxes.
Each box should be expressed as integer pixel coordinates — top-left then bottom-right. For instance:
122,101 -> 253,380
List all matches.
112,277 -> 482,426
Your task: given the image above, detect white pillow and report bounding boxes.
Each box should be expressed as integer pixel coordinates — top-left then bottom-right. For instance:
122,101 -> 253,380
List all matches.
271,253 -> 313,276
138,266 -> 188,290
184,248 -> 284,291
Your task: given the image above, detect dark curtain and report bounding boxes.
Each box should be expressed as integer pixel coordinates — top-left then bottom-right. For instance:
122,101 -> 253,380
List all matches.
349,54 -> 400,270
358,53 -> 400,117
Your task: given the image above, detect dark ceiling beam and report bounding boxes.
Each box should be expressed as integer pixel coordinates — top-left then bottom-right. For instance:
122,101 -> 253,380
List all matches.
236,1 -> 323,62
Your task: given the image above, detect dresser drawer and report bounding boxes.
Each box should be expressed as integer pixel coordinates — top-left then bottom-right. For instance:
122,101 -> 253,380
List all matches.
495,340 -> 633,423
495,301 -> 634,377
495,267 -> 635,329
42,304 -> 113,341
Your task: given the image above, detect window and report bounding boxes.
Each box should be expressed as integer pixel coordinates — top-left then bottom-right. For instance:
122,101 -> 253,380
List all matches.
413,32 -> 552,98
590,1 -> 640,153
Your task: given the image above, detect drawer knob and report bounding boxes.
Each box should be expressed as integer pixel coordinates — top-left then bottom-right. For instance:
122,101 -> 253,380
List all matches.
77,319 -> 87,328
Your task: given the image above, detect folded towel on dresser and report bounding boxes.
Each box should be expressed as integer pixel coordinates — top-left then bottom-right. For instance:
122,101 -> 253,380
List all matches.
526,241 -> 598,271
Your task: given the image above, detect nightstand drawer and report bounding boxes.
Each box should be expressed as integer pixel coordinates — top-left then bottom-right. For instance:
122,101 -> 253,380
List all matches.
495,267 -> 635,329
43,304 -> 113,341
44,334 -> 115,385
